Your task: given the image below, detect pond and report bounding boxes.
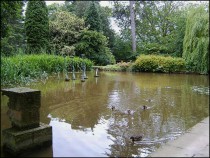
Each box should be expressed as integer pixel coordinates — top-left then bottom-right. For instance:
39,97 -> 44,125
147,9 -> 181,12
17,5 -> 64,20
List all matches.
1,71 -> 209,157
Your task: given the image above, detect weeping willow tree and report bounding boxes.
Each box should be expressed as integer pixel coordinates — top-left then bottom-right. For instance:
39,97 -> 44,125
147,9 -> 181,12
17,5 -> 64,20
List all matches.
183,5 -> 209,74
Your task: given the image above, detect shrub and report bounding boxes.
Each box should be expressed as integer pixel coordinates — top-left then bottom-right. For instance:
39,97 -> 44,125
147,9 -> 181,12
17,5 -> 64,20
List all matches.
95,61 -> 132,72
132,55 -> 186,73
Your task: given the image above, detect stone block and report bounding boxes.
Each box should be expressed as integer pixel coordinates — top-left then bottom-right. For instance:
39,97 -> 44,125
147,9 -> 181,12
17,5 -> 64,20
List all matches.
2,123 -> 52,156
1,87 -> 41,129
1,87 -> 41,110
7,108 -> 40,129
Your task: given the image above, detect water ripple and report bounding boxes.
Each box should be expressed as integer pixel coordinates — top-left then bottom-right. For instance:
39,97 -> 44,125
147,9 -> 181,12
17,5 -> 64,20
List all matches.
191,86 -> 209,95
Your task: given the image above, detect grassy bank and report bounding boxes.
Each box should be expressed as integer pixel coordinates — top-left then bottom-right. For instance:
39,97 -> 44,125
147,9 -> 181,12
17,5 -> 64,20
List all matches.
1,54 -> 93,87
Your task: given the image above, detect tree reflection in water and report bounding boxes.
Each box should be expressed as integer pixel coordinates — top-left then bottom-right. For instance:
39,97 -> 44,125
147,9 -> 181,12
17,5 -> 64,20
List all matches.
1,71 -> 209,157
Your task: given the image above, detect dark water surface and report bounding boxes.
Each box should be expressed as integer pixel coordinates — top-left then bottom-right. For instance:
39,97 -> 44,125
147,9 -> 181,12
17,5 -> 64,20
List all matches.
1,71 -> 209,157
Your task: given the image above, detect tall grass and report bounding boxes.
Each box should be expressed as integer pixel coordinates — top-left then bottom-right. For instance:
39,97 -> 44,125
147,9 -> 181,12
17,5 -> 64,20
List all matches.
1,54 -> 93,87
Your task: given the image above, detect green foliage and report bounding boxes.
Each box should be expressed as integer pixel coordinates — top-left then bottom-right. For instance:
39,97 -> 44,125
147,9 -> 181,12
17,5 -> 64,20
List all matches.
47,3 -> 66,20
112,35 -> 143,61
1,1 -> 24,38
75,30 -> 116,65
138,42 -> 169,55
95,61 -> 132,72
67,1 -> 92,18
25,0 -> 50,54
99,6 -> 116,52
183,5 -> 209,74
84,2 -> 102,32
112,1 -> 187,57
112,35 -> 133,61
61,46 -> 75,56
48,1 -> 115,54
132,55 -> 186,73
49,11 -> 86,54
1,1 -> 25,56
1,54 -> 93,87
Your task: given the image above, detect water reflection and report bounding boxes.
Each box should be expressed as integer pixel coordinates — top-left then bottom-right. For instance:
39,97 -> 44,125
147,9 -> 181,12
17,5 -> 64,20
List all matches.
1,71 -> 209,157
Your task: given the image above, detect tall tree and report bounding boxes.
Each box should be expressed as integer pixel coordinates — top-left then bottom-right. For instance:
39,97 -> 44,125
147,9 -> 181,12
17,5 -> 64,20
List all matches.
49,11 -> 86,54
183,5 -> 209,74
1,1 -> 25,56
129,1 -> 136,53
99,6 -> 116,52
25,0 -> 49,54
84,1 -> 102,32
75,30 -> 116,65
64,1 -> 116,52
112,1 -> 185,56
68,1 -> 91,18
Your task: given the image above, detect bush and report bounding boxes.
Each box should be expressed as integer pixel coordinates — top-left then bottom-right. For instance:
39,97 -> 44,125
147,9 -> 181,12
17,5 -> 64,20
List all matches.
132,55 -> 186,73
95,61 -> 132,72
1,54 -> 93,87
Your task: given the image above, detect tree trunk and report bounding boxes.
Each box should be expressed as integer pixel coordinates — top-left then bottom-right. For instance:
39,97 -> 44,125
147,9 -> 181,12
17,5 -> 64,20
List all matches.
129,1 -> 136,53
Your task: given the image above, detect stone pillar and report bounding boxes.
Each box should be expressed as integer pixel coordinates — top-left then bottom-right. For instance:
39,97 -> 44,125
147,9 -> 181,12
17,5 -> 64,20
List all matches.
1,87 -> 52,156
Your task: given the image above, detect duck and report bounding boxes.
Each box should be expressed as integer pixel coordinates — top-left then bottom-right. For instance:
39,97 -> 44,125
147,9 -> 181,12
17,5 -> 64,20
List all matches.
111,106 -> 115,110
126,109 -> 135,115
130,135 -> 143,142
142,105 -> 153,110
142,105 -> 147,110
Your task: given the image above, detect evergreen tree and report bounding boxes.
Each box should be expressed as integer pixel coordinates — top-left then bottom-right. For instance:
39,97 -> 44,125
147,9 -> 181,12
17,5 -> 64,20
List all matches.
1,1 -> 25,56
25,0 -> 49,54
183,5 -> 209,74
84,2 -> 102,32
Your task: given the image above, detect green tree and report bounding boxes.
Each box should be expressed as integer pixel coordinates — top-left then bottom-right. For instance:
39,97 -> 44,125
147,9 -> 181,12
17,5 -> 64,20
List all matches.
99,6 -> 116,52
183,5 -> 209,74
112,1 -> 186,56
68,1 -> 91,18
112,35 -> 132,61
84,2 -> 102,32
75,30 -> 116,65
47,3 -> 66,21
25,0 -> 49,54
63,1 -> 115,53
49,11 -> 86,55
1,1 -> 25,56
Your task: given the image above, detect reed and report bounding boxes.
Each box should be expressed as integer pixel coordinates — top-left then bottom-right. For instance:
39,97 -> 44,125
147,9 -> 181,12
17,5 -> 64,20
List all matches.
1,54 -> 93,87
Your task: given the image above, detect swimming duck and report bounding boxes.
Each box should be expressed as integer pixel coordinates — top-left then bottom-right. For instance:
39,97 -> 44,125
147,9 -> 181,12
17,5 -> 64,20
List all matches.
142,105 -> 147,110
111,106 -> 115,110
142,105 -> 152,110
126,109 -> 135,115
130,135 -> 143,142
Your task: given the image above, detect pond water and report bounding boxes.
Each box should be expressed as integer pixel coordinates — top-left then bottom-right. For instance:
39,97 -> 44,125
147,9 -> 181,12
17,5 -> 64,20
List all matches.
1,71 -> 209,157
